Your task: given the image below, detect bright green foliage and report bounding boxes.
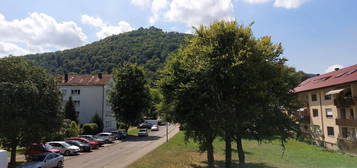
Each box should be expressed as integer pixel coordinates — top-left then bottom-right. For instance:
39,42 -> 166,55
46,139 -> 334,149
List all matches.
160,21 -> 300,167
64,97 -> 78,123
24,27 -> 190,84
64,120 -> 80,137
91,113 -> 104,133
0,57 -> 63,167
82,123 -> 99,135
109,63 -> 151,131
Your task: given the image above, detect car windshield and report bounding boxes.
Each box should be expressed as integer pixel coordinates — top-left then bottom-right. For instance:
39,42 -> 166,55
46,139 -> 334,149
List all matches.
29,154 -> 46,161
44,144 -> 53,150
61,142 -> 71,148
139,129 -> 146,132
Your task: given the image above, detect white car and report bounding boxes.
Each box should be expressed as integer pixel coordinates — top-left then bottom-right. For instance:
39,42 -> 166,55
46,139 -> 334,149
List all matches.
19,152 -> 64,168
95,132 -> 115,143
138,129 -> 149,136
151,125 -> 159,131
0,150 -> 8,168
46,141 -> 80,156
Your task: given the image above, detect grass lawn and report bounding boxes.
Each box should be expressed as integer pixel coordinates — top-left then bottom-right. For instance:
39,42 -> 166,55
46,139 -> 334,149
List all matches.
129,132 -> 357,168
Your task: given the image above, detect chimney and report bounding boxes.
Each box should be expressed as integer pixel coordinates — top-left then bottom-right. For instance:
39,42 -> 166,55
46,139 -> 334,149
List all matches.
64,74 -> 68,82
98,73 -> 102,79
335,68 -> 340,71
316,74 -> 320,76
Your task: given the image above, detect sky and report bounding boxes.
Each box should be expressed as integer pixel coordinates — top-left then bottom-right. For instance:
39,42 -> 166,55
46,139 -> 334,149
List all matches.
0,0 -> 356,74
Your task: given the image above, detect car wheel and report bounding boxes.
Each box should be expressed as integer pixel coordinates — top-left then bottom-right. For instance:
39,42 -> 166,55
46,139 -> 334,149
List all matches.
64,150 -> 70,156
57,161 -> 63,168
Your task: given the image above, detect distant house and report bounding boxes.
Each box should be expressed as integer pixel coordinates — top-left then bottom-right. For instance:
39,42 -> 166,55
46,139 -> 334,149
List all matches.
294,64 -> 357,151
58,73 -> 117,131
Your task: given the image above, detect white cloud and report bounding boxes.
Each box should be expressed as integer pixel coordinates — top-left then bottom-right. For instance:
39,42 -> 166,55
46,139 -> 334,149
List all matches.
165,0 -> 234,27
149,0 -> 169,24
243,0 -> 272,4
81,15 -> 134,39
0,42 -> 29,57
273,0 -> 307,9
325,64 -> 344,73
0,12 -> 87,57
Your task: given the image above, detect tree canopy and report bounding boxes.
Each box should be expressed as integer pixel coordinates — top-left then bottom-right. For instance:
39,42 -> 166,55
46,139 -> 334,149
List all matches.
109,63 -> 151,131
160,21 -> 300,167
0,57 -> 63,167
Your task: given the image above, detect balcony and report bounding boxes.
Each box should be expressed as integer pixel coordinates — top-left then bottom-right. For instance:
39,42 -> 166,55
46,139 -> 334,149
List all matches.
299,115 -> 310,124
336,118 -> 357,127
334,96 -> 355,107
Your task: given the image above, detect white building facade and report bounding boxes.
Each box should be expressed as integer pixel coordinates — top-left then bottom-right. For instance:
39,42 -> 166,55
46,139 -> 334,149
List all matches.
58,74 -> 117,131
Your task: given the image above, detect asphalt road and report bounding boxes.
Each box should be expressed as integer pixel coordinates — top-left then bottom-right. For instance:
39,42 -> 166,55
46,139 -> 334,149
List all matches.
63,124 -> 179,168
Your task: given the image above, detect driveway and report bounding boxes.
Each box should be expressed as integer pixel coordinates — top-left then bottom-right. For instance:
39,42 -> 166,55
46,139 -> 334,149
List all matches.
63,124 -> 179,168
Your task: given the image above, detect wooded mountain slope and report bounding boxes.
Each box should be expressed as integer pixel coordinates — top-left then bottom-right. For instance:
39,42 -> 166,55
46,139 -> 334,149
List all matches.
24,27 -> 191,81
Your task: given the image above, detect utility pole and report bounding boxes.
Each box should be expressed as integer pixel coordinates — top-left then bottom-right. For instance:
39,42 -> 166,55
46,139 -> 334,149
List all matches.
166,121 -> 169,142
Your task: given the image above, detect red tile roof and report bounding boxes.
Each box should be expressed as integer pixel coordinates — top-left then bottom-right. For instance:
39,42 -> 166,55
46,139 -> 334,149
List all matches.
294,64 -> 357,93
58,74 -> 112,86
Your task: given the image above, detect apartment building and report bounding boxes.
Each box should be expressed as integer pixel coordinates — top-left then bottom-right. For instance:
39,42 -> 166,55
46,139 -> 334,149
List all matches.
294,64 -> 357,151
58,73 -> 117,131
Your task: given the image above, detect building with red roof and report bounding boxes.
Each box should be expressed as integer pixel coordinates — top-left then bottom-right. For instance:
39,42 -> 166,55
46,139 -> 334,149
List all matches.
57,74 -> 117,131
294,64 -> 357,151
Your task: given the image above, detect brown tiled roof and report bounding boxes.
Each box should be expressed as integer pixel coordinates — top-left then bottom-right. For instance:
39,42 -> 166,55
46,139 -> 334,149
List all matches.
57,74 -> 112,86
294,64 -> 357,93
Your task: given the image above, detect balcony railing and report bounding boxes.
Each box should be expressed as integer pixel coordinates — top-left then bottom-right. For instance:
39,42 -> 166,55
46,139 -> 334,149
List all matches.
334,96 -> 355,107
336,118 -> 357,127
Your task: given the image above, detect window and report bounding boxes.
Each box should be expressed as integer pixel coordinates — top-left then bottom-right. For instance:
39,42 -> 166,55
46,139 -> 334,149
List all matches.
73,100 -> 80,106
350,109 -> 355,120
327,127 -> 334,136
311,94 -> 317,101
341,108 -> 346,119
326,108 -> 333,118
312,109 -> 319,117
342,127 -> 348,138
324,94 -> 331,100
71,89 -> 80,95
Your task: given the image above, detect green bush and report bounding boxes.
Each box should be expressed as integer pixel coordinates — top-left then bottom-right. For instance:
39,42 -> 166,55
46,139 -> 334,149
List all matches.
82,123 -> 99,135
64,121 -> 80,137
91,113 -> 104,133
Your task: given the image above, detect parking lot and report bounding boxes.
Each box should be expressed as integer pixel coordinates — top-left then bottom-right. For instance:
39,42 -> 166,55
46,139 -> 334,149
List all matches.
62,124 -> 179,168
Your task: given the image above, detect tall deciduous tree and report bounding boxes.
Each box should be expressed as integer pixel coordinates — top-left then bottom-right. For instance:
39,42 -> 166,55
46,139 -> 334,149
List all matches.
0,57 -> 63,167
109,63 -> 151,131
64,97 -> 78,123
160,21 -> 299,167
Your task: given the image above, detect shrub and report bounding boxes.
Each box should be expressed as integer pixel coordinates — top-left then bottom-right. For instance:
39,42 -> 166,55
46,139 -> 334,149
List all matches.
82,123 -> 99,135
64,121 -> 80,137
91,113 -> 104,133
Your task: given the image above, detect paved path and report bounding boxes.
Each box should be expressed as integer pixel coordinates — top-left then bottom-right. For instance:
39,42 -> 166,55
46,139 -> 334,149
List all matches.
63,124 -> 179,168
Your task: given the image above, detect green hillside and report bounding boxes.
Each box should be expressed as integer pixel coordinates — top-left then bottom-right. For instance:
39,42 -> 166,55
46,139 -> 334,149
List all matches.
24,27 -> 191,81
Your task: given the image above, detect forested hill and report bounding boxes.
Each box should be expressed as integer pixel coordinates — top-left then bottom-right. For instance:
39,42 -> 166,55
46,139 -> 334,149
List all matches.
24,27 -> 191,81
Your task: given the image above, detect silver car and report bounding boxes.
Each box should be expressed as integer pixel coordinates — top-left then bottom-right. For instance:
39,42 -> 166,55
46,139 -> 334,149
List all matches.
46,141 -> 80,156
19,152 -> 64,168
95,132 -> 115,143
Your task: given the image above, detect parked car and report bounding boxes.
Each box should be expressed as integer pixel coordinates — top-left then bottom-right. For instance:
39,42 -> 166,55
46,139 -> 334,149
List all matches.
65,140 -> 92,152
79,135 -> 105,146
0,150 -> 8,168
151,125 -> 159,131
66,137 -> 99,149
95,132 -> 115,143
19,152 -> 64,168
138,128 -> 149,136
138,122 -> 153,129
110,130 -> 127,140
25,143 -> 60,160
46,141 -> 80,156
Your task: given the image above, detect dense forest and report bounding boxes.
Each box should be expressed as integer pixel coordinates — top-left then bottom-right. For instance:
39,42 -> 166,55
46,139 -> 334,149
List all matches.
24,27 -> 191,81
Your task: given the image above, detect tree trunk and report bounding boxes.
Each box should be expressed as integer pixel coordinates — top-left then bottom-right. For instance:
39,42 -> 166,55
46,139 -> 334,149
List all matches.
225,134 -> 232,168
9,143 -> 17,168
207,141 -> 215,168
236,136 -> 245,167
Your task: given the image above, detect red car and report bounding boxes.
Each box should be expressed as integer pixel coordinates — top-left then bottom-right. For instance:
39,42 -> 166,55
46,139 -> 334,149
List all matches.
25,143 -> 60,160
66,137 -> 100,149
